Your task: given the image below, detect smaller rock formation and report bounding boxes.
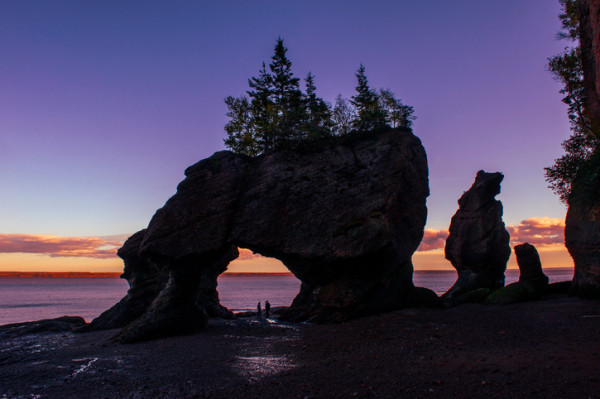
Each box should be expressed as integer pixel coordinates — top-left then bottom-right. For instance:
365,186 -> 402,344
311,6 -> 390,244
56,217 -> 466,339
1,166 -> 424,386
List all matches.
486,243 -> 549,305
443,170 -> 511,302
515,243 -> 549,292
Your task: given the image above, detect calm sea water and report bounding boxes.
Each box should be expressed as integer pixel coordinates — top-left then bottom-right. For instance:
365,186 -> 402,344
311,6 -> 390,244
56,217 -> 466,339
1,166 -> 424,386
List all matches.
0,268 -> 574,325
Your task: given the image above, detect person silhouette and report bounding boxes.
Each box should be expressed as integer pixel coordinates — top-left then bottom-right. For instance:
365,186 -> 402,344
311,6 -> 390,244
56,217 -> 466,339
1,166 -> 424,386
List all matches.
265,300 -> 271,318
257,302 -> 262,319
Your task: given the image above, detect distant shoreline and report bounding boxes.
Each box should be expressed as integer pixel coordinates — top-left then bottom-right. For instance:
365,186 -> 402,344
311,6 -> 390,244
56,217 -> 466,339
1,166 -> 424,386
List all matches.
0,272 -> 123,278
0,267 -> 574,279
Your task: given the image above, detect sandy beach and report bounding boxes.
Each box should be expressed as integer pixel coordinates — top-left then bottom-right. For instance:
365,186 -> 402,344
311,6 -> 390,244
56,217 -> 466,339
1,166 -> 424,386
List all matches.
1,294 -> 599,399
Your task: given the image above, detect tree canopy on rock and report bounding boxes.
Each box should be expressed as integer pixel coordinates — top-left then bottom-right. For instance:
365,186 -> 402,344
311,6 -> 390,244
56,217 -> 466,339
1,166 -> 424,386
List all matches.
223,38 -> 416,156
545,0 -> 600,203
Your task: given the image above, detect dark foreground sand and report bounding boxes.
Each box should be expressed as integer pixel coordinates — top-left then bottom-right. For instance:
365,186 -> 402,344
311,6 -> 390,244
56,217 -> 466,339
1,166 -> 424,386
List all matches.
1,294 -> 599,399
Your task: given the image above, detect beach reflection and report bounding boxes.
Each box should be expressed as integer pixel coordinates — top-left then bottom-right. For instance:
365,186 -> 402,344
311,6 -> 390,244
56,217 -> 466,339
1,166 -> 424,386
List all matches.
233,354 -> 296,381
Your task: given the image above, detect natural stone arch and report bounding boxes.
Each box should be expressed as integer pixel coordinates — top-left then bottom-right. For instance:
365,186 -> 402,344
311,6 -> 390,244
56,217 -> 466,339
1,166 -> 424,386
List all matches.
85,129 -> 433,342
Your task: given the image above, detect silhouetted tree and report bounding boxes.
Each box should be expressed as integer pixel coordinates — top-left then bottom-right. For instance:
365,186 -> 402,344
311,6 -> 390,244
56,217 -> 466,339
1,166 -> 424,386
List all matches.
332,94 -> 354,136
247,63 -> 277,151
224,40 -> 417,155
379,88 -> 416,129
304,72 -> 333,137
545,0 -> 600,202
269,38 -> 305,143
223,96 -> 260,156
351,64 -> 388,131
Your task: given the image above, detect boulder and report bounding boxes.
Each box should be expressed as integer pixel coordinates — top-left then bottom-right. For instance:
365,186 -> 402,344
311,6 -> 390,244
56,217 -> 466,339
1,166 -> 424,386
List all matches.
514,243 -> 549,292
443,171 -> 511,302
93,129 -> 432,342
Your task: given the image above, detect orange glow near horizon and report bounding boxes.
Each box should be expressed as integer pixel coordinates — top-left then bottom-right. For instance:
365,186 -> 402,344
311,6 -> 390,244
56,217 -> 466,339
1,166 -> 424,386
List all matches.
0,253 -> 124,273
0,245 -> 573,274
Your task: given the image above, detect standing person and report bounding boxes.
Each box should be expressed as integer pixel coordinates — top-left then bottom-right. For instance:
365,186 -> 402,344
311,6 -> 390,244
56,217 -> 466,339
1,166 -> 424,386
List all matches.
265,300 -> 271,318
257,302 -> 262,319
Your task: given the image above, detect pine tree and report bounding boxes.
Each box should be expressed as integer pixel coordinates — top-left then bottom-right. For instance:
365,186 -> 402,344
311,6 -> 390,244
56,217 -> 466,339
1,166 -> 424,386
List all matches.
247,63 -> 276,151
304,72 -> 333,137
350,64 -> 388,131
269,38 -> 305,143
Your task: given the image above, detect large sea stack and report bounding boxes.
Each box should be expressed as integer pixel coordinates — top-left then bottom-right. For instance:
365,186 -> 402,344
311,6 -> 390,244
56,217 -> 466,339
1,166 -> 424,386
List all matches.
443,171 -> 511,302
565,0 -> 600,298
91,129 -> 432,342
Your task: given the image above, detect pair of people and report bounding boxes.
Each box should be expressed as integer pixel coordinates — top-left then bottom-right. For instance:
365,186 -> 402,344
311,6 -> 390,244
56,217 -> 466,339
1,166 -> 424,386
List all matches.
257,300 -> 271,319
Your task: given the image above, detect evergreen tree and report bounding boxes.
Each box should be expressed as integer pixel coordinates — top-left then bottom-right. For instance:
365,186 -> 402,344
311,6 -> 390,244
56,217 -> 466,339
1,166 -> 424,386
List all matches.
223,96 -> 260,156
350,64 -> 388,131
269,38 -> 305,143
304,72 -> 333,137
224,39 -> 418,156
379,89 -> 416,129
545,0 -> 600,202
332,94 -> 354,136
247,62 -> 276,150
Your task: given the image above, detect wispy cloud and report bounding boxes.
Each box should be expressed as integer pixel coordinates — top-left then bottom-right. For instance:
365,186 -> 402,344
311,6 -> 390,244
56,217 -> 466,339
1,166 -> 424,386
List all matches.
0,218 -> 565,260
507,217 -> 564,247
417,229 -> 448,252
0,234 -> 127,259
416,217 -> 565,252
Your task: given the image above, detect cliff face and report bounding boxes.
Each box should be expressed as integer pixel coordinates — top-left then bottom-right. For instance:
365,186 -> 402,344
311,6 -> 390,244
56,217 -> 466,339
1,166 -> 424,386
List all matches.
566,0 -> 600,298
93,129 -> 431,342
565,153 -> 600,298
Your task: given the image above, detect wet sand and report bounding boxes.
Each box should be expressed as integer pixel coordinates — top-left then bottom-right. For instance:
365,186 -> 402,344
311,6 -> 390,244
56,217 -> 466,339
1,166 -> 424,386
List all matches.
1,294 -> 599,399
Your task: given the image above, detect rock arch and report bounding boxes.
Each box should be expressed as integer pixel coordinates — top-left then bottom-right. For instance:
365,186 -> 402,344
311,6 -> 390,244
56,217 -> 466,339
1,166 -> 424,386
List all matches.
86,129 -> 432,342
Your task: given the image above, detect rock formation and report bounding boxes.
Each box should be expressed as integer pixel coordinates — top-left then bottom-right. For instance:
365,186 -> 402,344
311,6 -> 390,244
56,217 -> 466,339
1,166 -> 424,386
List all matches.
565,175 -> 600,298
515,243 -> 549,292
565,0 -> 600,298
91,129 -> 432,342
78,230 -> 169,332
442,171 -> 511,302
486,243 -> 549,305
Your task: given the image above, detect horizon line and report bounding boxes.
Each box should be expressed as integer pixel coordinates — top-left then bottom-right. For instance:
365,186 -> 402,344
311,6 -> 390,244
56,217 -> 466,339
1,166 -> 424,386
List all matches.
0,267 -> 575,279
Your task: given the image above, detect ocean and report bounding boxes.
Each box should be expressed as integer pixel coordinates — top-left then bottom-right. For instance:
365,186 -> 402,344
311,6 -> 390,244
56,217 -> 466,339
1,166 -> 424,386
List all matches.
0,268 -> 574,326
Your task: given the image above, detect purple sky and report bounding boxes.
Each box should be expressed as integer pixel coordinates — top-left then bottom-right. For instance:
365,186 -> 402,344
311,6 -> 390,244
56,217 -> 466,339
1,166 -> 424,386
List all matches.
1,1 -> 569,241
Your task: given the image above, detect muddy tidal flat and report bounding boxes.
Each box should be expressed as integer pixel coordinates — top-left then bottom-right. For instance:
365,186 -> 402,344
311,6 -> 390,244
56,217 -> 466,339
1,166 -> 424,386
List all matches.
1,295 -> 599,399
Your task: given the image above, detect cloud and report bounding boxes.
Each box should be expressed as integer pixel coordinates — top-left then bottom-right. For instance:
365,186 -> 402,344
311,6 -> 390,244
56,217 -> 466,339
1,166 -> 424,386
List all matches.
0,218 -> 564,260
0,234 -> 127,259
236,247 -> 265,261
415,217 -> 566,253
417,228 -> 449,252
507,217 -> 565,247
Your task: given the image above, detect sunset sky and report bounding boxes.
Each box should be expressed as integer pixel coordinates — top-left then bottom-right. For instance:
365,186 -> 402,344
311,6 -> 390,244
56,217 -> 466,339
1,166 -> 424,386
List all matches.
0,1 -> 574,273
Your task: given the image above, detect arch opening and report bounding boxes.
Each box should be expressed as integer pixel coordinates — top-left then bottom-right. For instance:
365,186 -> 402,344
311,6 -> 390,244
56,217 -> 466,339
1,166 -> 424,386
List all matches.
216,248 -> 301,316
